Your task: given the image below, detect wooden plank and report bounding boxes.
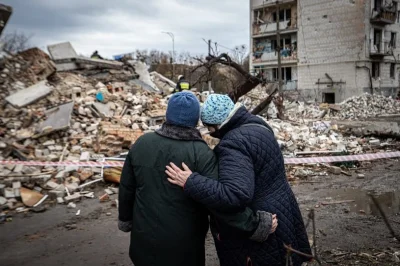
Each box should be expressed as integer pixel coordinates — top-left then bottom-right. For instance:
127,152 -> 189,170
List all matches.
5,81 -> 52,108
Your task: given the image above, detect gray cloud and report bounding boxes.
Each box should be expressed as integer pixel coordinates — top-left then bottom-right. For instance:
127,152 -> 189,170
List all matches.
1,0 -> 249,58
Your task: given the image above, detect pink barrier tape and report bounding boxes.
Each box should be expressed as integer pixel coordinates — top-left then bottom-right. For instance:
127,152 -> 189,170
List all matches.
0,152 -> 399,167
284,151 -> 400,165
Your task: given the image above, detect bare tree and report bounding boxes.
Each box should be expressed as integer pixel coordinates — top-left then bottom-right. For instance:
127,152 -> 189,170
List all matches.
1,31 -> 32,54
231,45 -> 248,65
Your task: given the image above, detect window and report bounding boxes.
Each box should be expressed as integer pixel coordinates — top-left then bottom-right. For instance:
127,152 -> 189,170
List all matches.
271,38 -> 291,51
285,67 -> 292,81
286,9 -> 292,20
372,62 -> 380,78
272,67 -> 292,81
390,63 -> 396,79
272,8 -> 291,22
279,10 -> 285,22
374,0 -> 382,11
390,32 -> 397,48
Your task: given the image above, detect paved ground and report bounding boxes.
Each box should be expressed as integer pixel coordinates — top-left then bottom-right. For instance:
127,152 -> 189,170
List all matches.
0,159 -> 399,266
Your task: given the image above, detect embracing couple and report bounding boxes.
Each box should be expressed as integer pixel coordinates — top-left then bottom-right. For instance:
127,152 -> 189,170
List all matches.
118,92 -> 311,266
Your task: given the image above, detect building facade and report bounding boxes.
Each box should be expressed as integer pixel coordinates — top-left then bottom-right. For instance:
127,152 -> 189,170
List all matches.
250,0 -> 400,103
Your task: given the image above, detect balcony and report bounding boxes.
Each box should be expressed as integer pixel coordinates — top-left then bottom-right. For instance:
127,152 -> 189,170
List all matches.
370,41 -> 393,57
252,0 -> 296,10
253,47 -> 297,66
371,8 -> 397,25
253,21 -> 297,37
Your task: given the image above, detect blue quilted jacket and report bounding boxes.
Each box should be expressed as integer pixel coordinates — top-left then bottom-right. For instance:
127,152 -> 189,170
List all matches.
184,106 -> 312,266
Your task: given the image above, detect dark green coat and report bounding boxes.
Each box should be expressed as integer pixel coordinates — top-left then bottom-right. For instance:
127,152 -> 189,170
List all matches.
118,125 -> 261,266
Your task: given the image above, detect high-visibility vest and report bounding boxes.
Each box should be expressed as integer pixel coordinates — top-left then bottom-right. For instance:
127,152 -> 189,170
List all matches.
180,82 -> 190,90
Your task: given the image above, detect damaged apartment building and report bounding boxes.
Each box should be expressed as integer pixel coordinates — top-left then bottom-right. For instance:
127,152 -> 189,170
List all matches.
250,0 -> 400,103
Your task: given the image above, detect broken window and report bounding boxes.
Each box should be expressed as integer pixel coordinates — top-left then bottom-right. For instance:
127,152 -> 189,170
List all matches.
279,10 -> 285,22
374,0 -> 382,11
390,63 -> 396,79
372,62 -> 380,78
390,32 -> 397,48
286,67 -> 292,81
272,67 -> 292,81
272,8 -> 291,22
286,9 -> 292,20
373,29 -> 382,52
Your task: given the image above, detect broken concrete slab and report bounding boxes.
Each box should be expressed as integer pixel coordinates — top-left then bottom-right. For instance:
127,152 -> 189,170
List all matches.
5,80 -> 52,108
32,175 -> 52,185
55,62 -> 79,72
57,197 -> 65,204
64,193 -> 81,203
36,102 -> 74,137
45,181 -> 60,190
12,182 -> 21,189
0,196 -> 6,206
49,190 -> 65,200
75,57 -> 124,70
329,166 -> 342,175
47,42 -> 78,61
4,188 -> 16,198
93,102 -> 113,117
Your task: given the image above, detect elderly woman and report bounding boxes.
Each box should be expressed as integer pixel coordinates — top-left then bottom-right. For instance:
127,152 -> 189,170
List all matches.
118,92 -> 275,266
166,94 -> 312,266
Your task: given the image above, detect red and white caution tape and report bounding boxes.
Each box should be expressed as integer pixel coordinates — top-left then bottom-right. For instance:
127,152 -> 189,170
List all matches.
284,151 -> 400,165
0,151 -> 399,167
0,160 -> 125,167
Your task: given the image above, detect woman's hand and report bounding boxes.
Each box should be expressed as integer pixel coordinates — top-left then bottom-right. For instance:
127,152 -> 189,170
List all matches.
270,214 -> 278,234
165,162 -> 193,188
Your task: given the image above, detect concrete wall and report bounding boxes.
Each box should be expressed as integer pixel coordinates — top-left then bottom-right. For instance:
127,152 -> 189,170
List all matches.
297,0 -> 367,65
297,0 -> 369,102
297,62 -> 369,102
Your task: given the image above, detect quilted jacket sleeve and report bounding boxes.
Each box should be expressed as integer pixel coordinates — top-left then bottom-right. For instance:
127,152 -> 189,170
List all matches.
194,143 -> 259,236
118,147 -> 136,232
185,137 -> 254,212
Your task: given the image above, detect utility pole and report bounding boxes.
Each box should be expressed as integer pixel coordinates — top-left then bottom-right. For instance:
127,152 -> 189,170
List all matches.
208,39 -> 212,93
276,1 -> 283,93
162,31 -> 175,80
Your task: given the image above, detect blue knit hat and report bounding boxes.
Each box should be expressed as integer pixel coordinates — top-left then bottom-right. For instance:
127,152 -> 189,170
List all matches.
166,91 -> 200,128
201,94 -> 235,125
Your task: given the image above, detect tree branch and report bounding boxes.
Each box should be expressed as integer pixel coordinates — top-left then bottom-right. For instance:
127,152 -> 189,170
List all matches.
251,88 -> 278,115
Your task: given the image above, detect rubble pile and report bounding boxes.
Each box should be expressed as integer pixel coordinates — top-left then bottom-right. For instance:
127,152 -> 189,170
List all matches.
0,48 -> 57,99
334,94 -> 400,120
285,94 -> 400,121
265,119 -> 390,155
0,47 -> 168,217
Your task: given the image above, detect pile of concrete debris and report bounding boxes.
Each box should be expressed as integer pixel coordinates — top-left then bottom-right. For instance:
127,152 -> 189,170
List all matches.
0,45 -> 170,218
265,118 -> 399,156
236,86 -> 400,155
285,94 -> 400,121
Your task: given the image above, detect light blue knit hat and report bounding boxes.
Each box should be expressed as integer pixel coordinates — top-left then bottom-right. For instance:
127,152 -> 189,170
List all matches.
201,94 -> 235,125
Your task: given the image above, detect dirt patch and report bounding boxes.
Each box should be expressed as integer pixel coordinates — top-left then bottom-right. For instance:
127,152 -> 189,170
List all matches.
0,160 -> 399,265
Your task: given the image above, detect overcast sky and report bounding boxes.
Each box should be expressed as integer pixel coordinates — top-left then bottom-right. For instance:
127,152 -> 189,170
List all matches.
1,0 -> 250,58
